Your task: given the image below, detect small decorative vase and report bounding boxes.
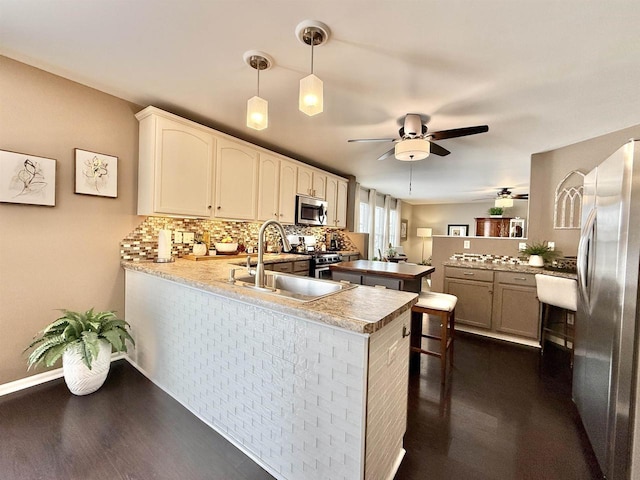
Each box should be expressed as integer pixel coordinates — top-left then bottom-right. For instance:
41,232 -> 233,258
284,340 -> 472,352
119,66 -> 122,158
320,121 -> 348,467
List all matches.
62,339 -> 111,395
528,255 -> 544,267
192,243 -> 207,256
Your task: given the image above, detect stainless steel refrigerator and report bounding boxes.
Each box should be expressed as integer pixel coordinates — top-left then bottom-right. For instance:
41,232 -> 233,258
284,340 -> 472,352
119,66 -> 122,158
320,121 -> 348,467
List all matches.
575,139 -> 640,479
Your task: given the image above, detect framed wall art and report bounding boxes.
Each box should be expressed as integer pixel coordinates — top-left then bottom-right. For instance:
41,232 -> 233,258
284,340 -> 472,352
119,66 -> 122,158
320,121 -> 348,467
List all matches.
75,148 -> 118,198
400,219 -> 408,240
0,149 -> 56,206
447,224 -> 469,236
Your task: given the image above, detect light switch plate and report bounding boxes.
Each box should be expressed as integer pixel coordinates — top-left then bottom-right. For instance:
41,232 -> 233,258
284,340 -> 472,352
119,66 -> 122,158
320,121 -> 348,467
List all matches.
519,242 -> 527,251
174,231 -> 183,244
183,232 -> 195,244
547,241 -> 555,251
463,240 -> 470,249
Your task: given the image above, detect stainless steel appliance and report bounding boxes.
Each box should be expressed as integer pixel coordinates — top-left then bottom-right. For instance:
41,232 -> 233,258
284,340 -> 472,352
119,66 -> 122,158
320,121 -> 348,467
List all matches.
295,195 -> 327,226
575,139 -> 640,479
311,253 -> 342,279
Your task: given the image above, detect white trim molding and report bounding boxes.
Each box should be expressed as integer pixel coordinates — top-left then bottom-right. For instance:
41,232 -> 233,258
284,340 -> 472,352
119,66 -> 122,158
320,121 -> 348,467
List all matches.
0,353 -> 126,397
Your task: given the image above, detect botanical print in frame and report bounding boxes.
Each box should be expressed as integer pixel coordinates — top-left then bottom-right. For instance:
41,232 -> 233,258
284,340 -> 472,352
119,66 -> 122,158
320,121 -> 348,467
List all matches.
447,224 -> 469,236
0,150 -> 56,206
400,219 -> 408,240
75,148 -> 118,198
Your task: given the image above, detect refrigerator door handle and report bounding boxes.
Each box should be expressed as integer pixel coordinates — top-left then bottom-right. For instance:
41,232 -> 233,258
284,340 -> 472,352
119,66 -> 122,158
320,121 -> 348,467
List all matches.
577,208 -> 597,305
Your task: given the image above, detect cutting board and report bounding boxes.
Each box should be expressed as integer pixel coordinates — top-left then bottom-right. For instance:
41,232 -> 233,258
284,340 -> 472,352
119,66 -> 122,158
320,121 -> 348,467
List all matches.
183,253 -> 257,261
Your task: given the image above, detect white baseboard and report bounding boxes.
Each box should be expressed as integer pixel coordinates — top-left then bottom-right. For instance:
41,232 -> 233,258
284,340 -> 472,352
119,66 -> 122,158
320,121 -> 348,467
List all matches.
456,325 -> 541,348
0,353 -> 126,397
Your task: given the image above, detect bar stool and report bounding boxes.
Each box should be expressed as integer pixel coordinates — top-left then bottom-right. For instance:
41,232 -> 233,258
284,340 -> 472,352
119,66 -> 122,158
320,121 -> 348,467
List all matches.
535,274 -> 578,362
410,292 -> 457,383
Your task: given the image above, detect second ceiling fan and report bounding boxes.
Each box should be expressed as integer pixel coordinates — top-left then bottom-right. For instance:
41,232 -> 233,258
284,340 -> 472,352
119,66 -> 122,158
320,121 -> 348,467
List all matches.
348,113 -> 489,161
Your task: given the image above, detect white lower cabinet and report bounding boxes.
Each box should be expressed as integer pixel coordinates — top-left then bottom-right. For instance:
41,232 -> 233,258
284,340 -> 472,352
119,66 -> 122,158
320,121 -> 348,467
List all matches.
214,137 -> 259,220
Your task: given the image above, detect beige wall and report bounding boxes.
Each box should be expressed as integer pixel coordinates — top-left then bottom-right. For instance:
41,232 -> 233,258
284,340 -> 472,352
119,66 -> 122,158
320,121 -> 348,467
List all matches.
402,201 -> 528,264
529,124 -> 640,256
0,56 -> 141,384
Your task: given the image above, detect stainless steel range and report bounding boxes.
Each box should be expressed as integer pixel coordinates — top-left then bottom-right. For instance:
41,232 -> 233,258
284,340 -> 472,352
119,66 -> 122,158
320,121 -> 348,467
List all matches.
311,252 -> 342,279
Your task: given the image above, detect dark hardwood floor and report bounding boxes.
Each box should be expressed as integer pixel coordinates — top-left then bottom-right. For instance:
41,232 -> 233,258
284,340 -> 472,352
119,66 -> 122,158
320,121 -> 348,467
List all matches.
0,333 -> 602,480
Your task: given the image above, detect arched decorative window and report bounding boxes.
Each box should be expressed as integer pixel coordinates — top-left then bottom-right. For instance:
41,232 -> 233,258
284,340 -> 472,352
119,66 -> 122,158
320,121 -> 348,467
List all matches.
554,170 -> 585,229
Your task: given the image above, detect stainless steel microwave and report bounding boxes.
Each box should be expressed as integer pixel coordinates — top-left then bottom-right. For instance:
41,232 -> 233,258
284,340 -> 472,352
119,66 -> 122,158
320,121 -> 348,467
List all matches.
295,195 -> 328,226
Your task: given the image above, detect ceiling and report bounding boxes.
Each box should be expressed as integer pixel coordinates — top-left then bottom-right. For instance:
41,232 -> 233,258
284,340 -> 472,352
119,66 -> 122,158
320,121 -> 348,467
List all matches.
1,0 -> 639,204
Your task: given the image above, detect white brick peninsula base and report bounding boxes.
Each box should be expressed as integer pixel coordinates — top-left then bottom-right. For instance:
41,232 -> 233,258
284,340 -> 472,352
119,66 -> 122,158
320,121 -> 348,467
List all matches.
124,264 -> 415,480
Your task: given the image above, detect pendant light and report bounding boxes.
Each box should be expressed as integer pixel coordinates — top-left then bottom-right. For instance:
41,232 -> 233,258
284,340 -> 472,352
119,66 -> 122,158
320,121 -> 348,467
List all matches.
296,20 -> 330,116
243,51 -> 273,130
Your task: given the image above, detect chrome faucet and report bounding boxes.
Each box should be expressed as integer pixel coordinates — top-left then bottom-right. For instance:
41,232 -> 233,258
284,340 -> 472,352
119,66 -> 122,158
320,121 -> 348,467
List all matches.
256,220 -> 291,288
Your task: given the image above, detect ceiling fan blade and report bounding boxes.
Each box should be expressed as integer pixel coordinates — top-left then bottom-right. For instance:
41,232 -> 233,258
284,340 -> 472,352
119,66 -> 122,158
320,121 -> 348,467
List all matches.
429,142 -> 451,156
429,125 -> 489,141
348,138 -> 397,143
513,194 -> 529,199
377,148 -> 395,161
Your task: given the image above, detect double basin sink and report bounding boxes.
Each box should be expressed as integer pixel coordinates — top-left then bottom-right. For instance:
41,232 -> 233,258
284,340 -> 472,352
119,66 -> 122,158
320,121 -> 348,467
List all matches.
232,270 -> 356,302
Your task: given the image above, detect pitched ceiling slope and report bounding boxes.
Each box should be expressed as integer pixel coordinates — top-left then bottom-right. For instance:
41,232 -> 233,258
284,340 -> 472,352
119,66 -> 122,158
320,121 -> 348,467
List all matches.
1,0 -> 639,203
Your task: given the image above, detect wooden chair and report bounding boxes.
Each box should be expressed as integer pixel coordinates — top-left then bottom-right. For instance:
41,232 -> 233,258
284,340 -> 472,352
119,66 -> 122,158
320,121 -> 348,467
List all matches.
410,292 -> 457,383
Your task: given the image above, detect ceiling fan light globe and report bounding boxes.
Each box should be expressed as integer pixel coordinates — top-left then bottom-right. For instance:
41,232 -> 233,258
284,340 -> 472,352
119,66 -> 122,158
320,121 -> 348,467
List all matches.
247,95 -> 268,130
495,197 -> 513,208
299,74 -> 323,116
395,138 -> 430,161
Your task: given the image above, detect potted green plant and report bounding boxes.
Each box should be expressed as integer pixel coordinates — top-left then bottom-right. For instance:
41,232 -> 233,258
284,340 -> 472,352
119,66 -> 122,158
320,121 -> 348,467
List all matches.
25,309 -> 134,395
521,241 -> 560,267
488,206 -> 504,217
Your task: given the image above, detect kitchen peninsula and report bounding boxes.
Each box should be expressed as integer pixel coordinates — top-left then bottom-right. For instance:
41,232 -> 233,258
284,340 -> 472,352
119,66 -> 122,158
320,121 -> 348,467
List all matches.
122,258 -> 417,480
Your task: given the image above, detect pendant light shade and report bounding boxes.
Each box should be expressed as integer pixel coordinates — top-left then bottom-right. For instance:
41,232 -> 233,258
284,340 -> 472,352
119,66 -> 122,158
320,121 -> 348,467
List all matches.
247,95 -> 268,130
296,21 -> 330,116
299,73 -> 323,116
243,51 -> 273,131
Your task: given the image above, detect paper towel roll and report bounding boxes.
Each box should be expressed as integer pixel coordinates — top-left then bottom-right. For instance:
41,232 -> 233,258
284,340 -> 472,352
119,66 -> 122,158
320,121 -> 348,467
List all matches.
158,229 -> 172,260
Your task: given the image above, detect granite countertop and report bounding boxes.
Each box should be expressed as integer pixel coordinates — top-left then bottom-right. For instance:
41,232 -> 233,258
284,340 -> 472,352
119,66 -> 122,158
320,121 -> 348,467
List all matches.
122,258 -> 417,335
443,260 -> 578,279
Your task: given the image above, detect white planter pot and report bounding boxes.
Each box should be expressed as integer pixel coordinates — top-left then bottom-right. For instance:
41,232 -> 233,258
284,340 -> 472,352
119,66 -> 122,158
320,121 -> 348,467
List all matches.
62,339 -> 111,395
528,255 -> 544,267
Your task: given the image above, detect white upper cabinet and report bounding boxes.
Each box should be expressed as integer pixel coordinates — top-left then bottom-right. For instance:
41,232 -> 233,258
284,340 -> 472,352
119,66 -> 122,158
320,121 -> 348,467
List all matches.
136,107 -> 346,223
278,160 -> 297,223
214,137 -> 258,220
297,165 -> 326,199
257,154 -> 280,221
297,166 -> 313,197
336,178 -> 348,228
326,176 -> 348,228
137,109 -> 215,217
258,155 -> 298,223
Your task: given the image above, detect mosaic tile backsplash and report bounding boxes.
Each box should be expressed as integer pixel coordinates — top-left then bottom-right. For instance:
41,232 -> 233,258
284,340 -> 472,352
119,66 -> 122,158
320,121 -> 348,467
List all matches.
121,217 -> 358,261
448,252 -> 578,271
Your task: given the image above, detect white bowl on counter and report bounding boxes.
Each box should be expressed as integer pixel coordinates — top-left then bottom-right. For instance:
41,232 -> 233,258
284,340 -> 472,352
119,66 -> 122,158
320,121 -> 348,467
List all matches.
214,242 -> 238,253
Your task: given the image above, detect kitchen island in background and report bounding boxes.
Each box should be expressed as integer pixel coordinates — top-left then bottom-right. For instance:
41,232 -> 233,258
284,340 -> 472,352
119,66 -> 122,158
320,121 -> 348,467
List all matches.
122,258 -> 417,480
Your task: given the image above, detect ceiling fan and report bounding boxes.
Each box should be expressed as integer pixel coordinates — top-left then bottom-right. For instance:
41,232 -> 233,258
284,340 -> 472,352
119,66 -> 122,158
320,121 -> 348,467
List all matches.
496,187 -> 528,200
492,187 -> 528,207
348,113 -> 489,161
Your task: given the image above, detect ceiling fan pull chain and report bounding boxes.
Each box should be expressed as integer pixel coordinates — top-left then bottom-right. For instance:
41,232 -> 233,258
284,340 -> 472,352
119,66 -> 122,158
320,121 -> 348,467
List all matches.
409,163 -> 413,195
